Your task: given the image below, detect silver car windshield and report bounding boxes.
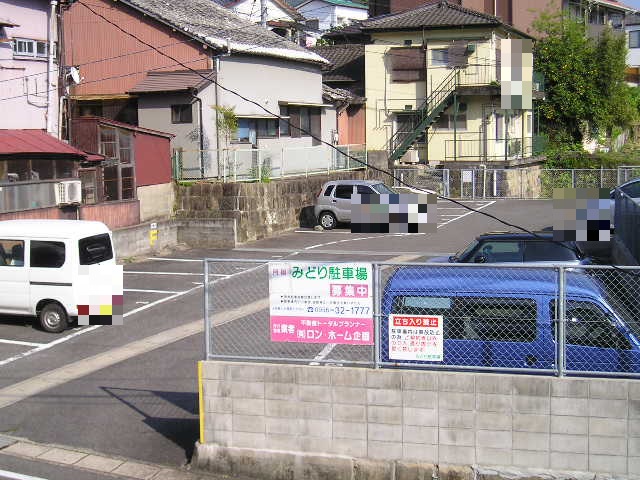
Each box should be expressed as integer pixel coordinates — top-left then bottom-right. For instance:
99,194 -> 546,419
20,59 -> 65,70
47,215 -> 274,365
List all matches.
372,184 -> 396,195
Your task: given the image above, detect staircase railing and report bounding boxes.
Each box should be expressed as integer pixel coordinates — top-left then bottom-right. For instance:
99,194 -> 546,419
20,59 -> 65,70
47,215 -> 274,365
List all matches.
389,68 -> 460,162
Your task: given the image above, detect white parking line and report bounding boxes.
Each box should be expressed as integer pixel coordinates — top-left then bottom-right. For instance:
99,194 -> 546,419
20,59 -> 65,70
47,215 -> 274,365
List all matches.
124,288 -> 186,294
0,339 -> 45,348
0,468 -> 49,480
146,257 -> 203,262
124,271 -> 205,276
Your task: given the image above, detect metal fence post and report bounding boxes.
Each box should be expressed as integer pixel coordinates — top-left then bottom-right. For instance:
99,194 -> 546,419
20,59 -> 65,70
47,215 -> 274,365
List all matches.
204,259 -> 211,360
557,266 -> 566,377
233,151 -> 237,183
373,263 -> 381,369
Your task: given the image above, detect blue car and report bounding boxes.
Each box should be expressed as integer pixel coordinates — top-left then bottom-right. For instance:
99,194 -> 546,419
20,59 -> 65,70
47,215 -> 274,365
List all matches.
381,265 -> 640,374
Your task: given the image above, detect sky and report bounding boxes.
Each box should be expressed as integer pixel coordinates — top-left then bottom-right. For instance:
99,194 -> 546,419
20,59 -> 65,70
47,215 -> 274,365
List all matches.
625,0 -> 640,10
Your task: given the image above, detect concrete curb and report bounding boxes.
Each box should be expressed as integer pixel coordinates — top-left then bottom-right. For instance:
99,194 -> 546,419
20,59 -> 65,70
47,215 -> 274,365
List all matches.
0,436 -> 203,480
191,443 -> 636,480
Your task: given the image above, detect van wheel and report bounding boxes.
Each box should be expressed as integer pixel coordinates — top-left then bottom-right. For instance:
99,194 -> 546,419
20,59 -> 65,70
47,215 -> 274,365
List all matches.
39,303 -> 68,333
319,212 -> 337,230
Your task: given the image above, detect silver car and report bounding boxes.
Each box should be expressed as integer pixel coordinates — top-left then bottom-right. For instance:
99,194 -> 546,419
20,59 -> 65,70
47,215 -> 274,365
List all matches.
610,177 -> 640,231
313,180 -> 396,229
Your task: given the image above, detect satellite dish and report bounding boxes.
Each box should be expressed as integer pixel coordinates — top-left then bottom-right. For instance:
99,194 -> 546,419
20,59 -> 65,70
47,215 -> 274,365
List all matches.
68,66 -> 81,84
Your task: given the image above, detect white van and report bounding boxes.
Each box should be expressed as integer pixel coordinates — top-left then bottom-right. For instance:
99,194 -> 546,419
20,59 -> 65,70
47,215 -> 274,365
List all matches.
0,219 -> 116,333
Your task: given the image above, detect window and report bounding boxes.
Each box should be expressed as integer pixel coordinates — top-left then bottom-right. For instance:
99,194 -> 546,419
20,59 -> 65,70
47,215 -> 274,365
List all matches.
299,107 -> 311,134
551,300 -> 631,350
431,48 -> 449,67
323,184 -> 335,196
621,181 -> 640,197
523,242 -> 578,261
335,184 -> 354,199
357,185 -> 375,194
589,8 -> 605,25
13,38 -> 52,59
470,241 -> 523,262
286,106 -> 321,138
434,105 -> 467,130
394,296 -> 537,342
0,240 -> 24,267
171,104 -> 192,124
390,47 -> 425,82
279,106 -> 290,136
630,31 -> 640,49
99,126 -> 136,201
79,234 -> 113,265
257,119 -> 278,138
30,241 -> 66,268
526,113 -> 533,135
610,13 -> 623,29
495,113 -> 504,140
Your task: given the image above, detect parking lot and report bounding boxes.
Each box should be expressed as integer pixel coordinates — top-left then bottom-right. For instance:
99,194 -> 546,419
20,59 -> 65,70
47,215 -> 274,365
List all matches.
0,199 -> 574,467
0,198 -> 500,368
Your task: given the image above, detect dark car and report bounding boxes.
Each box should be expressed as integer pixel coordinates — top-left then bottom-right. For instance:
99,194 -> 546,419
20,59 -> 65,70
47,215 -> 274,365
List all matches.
430,231 -> 590,265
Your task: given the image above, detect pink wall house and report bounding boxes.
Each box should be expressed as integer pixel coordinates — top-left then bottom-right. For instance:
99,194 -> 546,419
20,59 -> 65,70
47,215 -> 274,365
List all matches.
0,0 -> 59,135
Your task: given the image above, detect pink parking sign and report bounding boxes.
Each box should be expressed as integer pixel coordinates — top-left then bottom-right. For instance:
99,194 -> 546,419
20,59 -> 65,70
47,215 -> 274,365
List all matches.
268,262 -> 373,345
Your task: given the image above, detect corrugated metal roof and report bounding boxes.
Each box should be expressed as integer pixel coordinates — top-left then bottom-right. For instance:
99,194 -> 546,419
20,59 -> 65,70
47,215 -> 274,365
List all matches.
361,0 -> 505,31
118,0 -> 328,64
0,18 -> 19,27
298,0 -> 367,9
129,70 -> 216,93
0,130 -> 88,158
75,117 -> 175,138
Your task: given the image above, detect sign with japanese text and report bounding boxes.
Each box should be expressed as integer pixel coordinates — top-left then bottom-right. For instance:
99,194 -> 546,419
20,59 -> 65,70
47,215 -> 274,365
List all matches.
388,314 -> 443,361
269,262 -> 374,345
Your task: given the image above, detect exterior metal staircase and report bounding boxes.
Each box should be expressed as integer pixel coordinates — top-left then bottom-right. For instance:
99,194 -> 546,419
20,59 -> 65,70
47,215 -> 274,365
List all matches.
389,68 -> 460,162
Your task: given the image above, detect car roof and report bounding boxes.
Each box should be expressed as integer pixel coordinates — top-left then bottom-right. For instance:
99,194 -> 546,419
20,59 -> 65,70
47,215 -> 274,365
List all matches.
323,180 -> 384,186
476,231 -> 574,243
0,219 -> 111,239
385,266 -> 605,299
611,177 -> 640,193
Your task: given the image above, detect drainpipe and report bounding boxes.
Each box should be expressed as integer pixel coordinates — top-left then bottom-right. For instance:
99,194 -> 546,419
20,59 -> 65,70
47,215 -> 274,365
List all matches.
47,0 -> 58,135
214,56 -> 222,178
191,90 -> 204,178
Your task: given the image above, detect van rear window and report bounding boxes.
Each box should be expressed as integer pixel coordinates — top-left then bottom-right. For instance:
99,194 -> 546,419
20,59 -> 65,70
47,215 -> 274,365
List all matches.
79,234 -> 113,265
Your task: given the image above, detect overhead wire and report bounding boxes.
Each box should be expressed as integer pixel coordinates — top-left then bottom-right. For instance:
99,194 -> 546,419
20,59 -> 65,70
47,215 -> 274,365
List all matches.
4,0 -> 624,268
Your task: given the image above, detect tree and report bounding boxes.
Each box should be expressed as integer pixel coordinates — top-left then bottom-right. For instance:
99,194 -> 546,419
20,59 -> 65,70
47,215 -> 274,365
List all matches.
212,105 -> 238,179
533,11 -> 637,146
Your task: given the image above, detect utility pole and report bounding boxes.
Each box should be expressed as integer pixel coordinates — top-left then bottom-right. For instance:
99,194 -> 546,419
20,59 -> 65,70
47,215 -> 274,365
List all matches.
260,0 -> 267,27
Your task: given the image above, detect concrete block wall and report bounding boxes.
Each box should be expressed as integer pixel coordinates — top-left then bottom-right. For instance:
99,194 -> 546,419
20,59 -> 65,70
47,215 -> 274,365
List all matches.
175,169 -> 388,243
194,361 -> 640,479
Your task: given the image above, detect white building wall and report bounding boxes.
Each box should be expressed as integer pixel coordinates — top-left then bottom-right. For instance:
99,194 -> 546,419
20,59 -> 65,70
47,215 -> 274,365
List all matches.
231,0 -> 293,24
627,25 -> 640,69
0,0 -> 59,134
298,0 -> 366,31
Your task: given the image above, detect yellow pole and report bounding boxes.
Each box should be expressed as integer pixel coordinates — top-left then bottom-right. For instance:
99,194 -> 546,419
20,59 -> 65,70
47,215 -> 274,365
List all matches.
198,360 -> 205,444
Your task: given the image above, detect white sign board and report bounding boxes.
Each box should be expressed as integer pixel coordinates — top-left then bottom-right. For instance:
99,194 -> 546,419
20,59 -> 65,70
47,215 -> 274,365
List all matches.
389,314 -> 443,361
269,262 -> 374,345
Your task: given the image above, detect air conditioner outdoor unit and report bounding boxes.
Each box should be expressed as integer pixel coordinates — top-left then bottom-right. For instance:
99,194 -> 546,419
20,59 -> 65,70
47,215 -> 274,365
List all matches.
400,149 -> 420,163
55,180 -> 82,206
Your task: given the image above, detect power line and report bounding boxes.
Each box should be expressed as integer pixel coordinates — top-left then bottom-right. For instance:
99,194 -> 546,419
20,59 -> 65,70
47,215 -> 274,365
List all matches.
72,0 -> 581,256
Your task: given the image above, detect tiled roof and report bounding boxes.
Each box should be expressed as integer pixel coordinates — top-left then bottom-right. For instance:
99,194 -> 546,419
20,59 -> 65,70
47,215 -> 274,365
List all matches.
322,85 -> 365,104
129,70 -> 216,94
118,0 -> 327,64
310,44 -> 364,82
0,130 -> 88,158
361,0 -> 507,31
595,0 -> 637,12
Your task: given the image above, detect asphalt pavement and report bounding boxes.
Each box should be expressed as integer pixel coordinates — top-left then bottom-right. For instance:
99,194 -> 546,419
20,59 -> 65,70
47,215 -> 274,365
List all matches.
0,198 -> 608,477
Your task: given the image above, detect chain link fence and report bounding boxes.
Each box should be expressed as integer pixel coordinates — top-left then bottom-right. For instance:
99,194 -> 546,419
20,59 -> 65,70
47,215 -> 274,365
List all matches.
394,167 -> 640,199
204,259 -> 640,377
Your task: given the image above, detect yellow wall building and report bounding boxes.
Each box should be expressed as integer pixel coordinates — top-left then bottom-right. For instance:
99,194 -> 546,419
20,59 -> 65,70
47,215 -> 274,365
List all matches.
362,1 -> 536,165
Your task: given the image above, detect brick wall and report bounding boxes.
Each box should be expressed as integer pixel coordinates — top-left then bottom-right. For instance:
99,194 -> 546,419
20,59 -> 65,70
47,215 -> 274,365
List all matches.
195,361 -> 640,479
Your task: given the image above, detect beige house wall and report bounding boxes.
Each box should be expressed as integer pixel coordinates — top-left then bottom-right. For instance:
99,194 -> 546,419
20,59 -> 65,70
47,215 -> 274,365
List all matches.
364,27 -> 533,164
